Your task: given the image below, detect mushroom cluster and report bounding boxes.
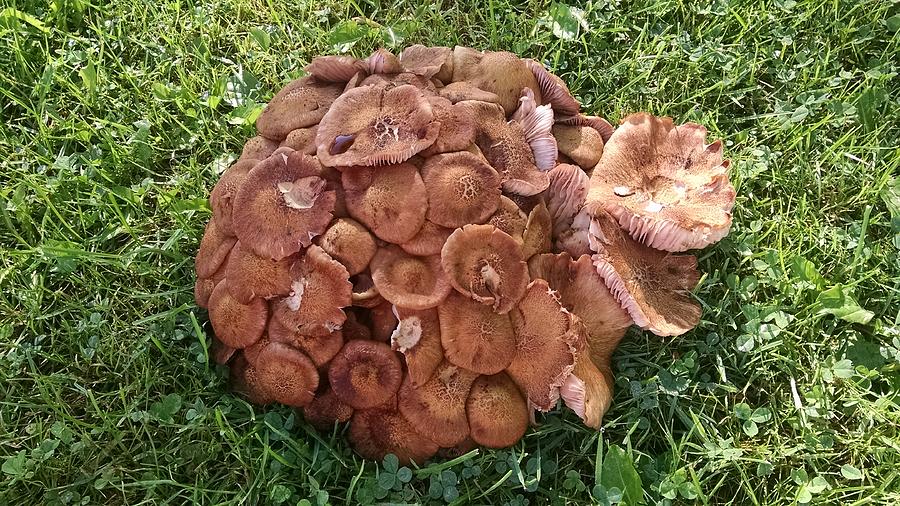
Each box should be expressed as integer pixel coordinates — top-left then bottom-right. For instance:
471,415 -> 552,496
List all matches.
194,45 -> 736,464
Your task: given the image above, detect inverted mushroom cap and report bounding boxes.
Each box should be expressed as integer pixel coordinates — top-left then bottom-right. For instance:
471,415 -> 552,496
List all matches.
317,218 -> 377,276
349,407 -> 439,464
209,159 -> 257,237
391,307 -> 443,387
232,151 -> 335,260
399,220 -> 453,256
524,59 -> 580,117
506,279 -> 582,411
400,45 -> 453,81
466,373 -> 529,448
521,201 -> 552,260
329,340 -> 403,409
487,196 -> 528,245
398,361 -> 478,447
438,292 -> 516,375
421,151 -> 501,228
240,135 -> 280,161
208,280 -> 268,349
364,48 -> 403,74
420,97 -> 476,156
342,163 -> 428,244
195,218 -> 237,278
272,245 -> 352,336
267,316 -> 344,367
254,341 -> 320,407
224,241 -> 295,303
371,246 -> 452,310
279,125 -> 319,155
546,164 -> 590,238
586,113 -> 735,252
586,210 -> 701,336
559,354 -> 614,429
441,224 -> 529,314
553,124 -> 604,169
305,55 -> 364,83
256,76 -> 343,140
511,88 -> 557,171
303,387 -> 354,430
315,84 -> 440,167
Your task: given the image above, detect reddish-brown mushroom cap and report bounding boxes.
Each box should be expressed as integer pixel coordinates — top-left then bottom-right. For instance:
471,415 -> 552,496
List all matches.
231,151 -> 335,260
350,273 -> 383,308
305,55 -> 363,82
441,224 -> 529,314
315,84 -> 441,167
349,407 -> 439,464
466,373 -> 529,448
400,44 -> 453,81
552,124 -> 604,169
439,292 -> 516,375
438,81 -> 502,105
521,201 -> 552,260
420,97 -> 477,156
547,164 -> 590,239
556,114 -> 615,143
195,219 -> 237,278
487,196 -> 528,245
451,48 -> 541,115
256,76 -> 344,140
371,246 -> 453,310
391,307 -> 443,387
303,387 -> 355,430
421,151 -> 501,228
358,72 -> 437,91
209,159 -> 257,237
369,299 -> 399,343
524,59 -> 580,117
342,163 -> 428,244
224,241 -> 295,303
279,125 -> 319,155
559,354 -> 614,429
328,340 -> 403,409
210,336 -> 237,365
267,316 -> 344,367
253,342 -> 320,407
317,218 -> 377,276
230,354 -> 273,404
207,280 -> 269,349
398,361 -> 478,447
241,136 -> 280,161
586,210 -> 702,337
399,221 -> 454,256
272,245 -> 352,336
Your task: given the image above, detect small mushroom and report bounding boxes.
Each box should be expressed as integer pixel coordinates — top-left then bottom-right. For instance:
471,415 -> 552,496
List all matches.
421,151 -> 501,228
552,124 -> 604,169
209,159 -> 257,237
348,407 -> 439,464
556,114 -> 615,143
466,373 -> 528,448
328,340 -> 403,409
210,336 -> 237,365
195,219 -> 237,279
521,201 -> 552,260
253,341 -> 320,407
398,361 -> 478,447
420,97 -> 477,156
546,163 -> 590,239
194,250 -> 229,309
364,48 -> 403,74
559,354 -> 614,429
391,307 -> 443,387
267,316 -> 344,367
303,387 -> 354,430
272,245 -> 352,336
438,81 -> 502,105
400,44 -> 453,81
399,221 -> 454,256
240,135 -> 280,161
304,55 -> 364,83
350,273 -> 383,308
438,292 -> 516,375
256,76 -> 344,140
224,241 -> 295,303
523,59 -> 580,117
207,279 -> 268,349
279,125 -> 319,155
342,163 -> 428,244
370,246 -> 452,310
317,218 -> 377,276
230,354 -> 273,404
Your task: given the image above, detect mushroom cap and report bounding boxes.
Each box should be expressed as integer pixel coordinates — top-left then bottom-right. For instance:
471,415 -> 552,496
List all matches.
391,307 -> 443,387
451,49 -> 540,115
466,373 -> 529,448
342,163 -> 428,244
254,341 -> 320,407
440,224 -> 529,314
586,210 -> 702,336
511,88 -> 558,171
317,218 -> 377,276
209,159 -> 257,237
521,201 -> 552,260
305,55 -> 364,82
232,151 -> 335,260
546,163 -> 590,238
559,354 -> 614,429
364,48 -> 403,74
399,220 -> 453,256
350,273 -> 383,308
368,299 -> 399,343
487,196 -> 528,245
194,250 -> 228,309
279,125 -> 319,155
349,407 -> 439,464
230,354 -> 273,404
303,387 -> 355,430
315,84 -> 441,167
552,124 -> 604,169
400,44 -> 453,81
224,241 -> 295,303
524,59 -> 580,117
241,135 -> 280,161
438,292 -> 516,375
556,114 -> 615,143
207,279 -> 269,349
421,151 -> 501,228
420,97 -> 477,156
586,113 -> 735,252
342,309 -> 373,341
267,316 -> 344,367
256,76 -> 344,140
506,279 -> 582,411
272,245 -> 352,336
359,72 -> 437,92
195,219 -> 237,278
371,246 -> 453,310
210,336 -> 237,365
328,339 -> 403,409
438,81 -> 502,105
398,361 -> 478,447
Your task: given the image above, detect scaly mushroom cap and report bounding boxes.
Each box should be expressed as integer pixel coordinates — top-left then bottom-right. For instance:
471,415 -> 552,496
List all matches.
241,136 -> 280,161
256,76 -> 343,140
279,125 -> 319,155
209,159 -> 257,237
303,387 -> 354,430
315,84 -> 441,167
399,221 -> 453,256
587,210 -> 701,336
342,163 -> 428,243
232,151 -> 335,260
317,218 -> 377,276
267,316 -> 344,367
524,59 -> 580,117
207,280 -> 268,349
273,245 -> 352,336
349,407 -> 439,465
438,292 -> 516,375
195,219 -> 237,278
441,224 -> 529,314
451,48 -> 541,115
466,373 -> 529,448
506,279 -> 582,411
587,113 -> 735,251
556,114 -> 615,144
559,354 -> 614,429
420,97 -> 476,156
421,151 -> 501,228
487,196 -> 528,245
230,355 -> 273,404
398,361 -> 478,447
305,55 -> 364,83
224,241 -> 295,303
547,164 -> 590,238
391,307 -> 443,386
553,124 -> 604,169
194,250 -> 229,309
371,246 -> 452,310
329,340 -> 403,409
400,44 -> 453,81
253,342 -> 320,407
521,201 -> 552,260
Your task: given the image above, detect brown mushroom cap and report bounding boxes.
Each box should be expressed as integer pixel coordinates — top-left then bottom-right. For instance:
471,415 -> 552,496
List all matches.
207,279 -> 268,349
487,196 -> 528,245
232,151 -> 335,260
303,387 -> 355,430
194,250 -> 228,309
369,299 -> 399,343
350,273 -> 383,308
195,219 -> 237,278
421,151 -> 501,228
399,221 -> 453,256
359,72 -> 437,92
241,136 -> 280,161
556,114 -> 615,143
553,124 -> 604,169
586,210 -> 702,337
315,84 -> 440,167
439,292 -> 516,374
230,354 -> 273,404
438,81 -> 502,105
391,307 -> 443,386
329,340 -> 403,409
209,159 -> 257,237
305,55 -> 363,83
506,279 -> 582,411
272,245 -> 352,336
547,164 -> 590,239
524,59 -> 580,117
420,97 -> 477,156
559,354 -> 614,429
451,49 -> 540,115
586,113 -> 734,251
279,125 -> 319,155
253,342 -> 320,407
466,373 -> 529,448
349,407 -> 439,464
224,241 -> 295,303
398,361 -> 478,447
210,336 -> 237,365
342,162 -> 428,243
256,76 -> 344,140
371,246 -> 452,310
400,44 -> 453,81
317,218 -> 377,276
267,316 -> 344,367
441,224 -> 529,314
521,201 -> 552,259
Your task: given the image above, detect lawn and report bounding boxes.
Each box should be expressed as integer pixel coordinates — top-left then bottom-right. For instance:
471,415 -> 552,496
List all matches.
1,0 -> 899,504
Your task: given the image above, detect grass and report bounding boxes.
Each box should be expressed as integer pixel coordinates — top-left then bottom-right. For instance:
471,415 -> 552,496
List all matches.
1,0 -> 899,504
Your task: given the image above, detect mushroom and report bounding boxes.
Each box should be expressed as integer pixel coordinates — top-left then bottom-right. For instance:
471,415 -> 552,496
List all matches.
252,341 -> 320,407
342,163 -> 428,244
586,113 -> 735,252
555,114 -> 615,144
511,88 -> 557,171
438,292 -> 516,375
523,59 -> 580,117
364,48 -> 403,74
559,354 -> 614,429
194,250 -> 228,309
317,218 -> 377,276
552,124 -> 604,169
230,354 -> 273,404
400,44 -> 453,81
315,84 -> 441,167
272,245 -> 352,336
328,340 -> 403,409
303,387 -> 354,430
399,221 -> 454,256
210,336 -> 237,365
450,48 -> 541,115
256,76 -> 344,140
195,219 -> 237,279
240,135 -> 280,161
267,316 -> 344,367
391,307 -> 443,386
349,407 -> 439,464
207,280 -> 268,349
398,361 -> 478,447
359,72 -> 437,92
305,55 -> 364,83
420,97 -> 477,156
441,224 -> 529,314
546,163 -> 590,239
421,151 -> 501,228
466,373 -> 529,448
224,241 -> 295,303
521,201 -> 552,259
279,125 -> 319,155
209,159 -> 257,237
438,81 -> 502,105
487,196 -> 528,245
369,299 -> 399,343
350,273 -> 383,308
370,246 -> 452,310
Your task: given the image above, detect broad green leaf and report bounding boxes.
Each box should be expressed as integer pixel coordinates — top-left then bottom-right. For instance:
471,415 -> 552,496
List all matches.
249,27 -> 271,50
543,3 -> 589,40
816,285 -> 874,324
79,60 -> 97,96
2,451 -> 26,476
841,464 -> 863,480
742,420 -> 759,436
791,256 -> 826,289
382,453 -> 399,473
149,393 -> 182,421
329,20 -> 367,53
881,177 -> 900,249
269,484 -> 292,504
0,7 -> 50,33
601,445 -> 644,505
734,403 -> 752,420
